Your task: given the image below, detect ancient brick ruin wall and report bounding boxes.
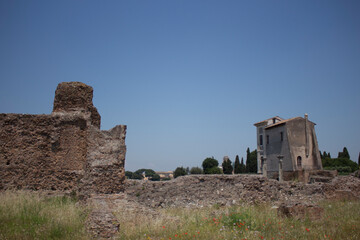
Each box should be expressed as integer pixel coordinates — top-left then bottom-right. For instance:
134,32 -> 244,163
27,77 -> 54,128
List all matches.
0,82 -> 126,194
81,125 -> 127,194
0,113 -> 87,190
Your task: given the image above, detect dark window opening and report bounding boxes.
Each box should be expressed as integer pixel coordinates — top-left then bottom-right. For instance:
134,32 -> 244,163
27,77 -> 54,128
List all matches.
272,118 -> 276,124
297,156 -> 302,167
266,135 -> 269,144
280,132 -> 283,142
260,135 -> 263,145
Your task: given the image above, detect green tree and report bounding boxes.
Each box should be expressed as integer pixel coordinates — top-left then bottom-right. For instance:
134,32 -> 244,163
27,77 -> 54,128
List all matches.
174,167 -> 187,178
323,151 -> 332,159
125,171 -> 133,179
190,167 -> 203,174
358,152 -> 360,168
131,172 -> 143,180
245,148 -> 251,172
202,157 -> 219,174
240,157 -> 246,173
135,169 -> 156,177
222,158 -> 233,174
245,148 -> 257,173
207,167 -> 222,174
234,155 -> 241,174
338,147 -> 350,159
150,174 -> 160,181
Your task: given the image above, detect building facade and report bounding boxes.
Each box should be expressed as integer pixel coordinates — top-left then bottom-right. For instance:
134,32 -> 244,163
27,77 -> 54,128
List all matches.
254,115 -> 322,179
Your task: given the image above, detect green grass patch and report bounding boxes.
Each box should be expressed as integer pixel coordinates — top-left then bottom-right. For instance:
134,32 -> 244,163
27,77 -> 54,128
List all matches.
0,191 -> 90,240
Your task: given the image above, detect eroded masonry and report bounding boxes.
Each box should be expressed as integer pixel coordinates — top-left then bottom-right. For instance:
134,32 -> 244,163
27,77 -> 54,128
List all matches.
0,82 -> 126,194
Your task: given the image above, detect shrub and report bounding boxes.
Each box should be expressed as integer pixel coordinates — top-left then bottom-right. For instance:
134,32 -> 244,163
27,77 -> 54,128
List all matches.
324,166 -> 352,173
150,174 -> 160,181
174,167 -> 187,178
207,166 -> 222,174
322,158 -> 358,172
190,167 -> 203,174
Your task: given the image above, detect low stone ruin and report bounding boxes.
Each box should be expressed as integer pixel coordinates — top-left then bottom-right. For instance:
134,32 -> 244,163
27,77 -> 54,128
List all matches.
0,82 -> 127,196
125,174 -> 360,209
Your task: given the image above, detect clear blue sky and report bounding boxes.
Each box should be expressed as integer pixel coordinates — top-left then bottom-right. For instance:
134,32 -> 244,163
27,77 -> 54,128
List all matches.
1,0 -> 359,171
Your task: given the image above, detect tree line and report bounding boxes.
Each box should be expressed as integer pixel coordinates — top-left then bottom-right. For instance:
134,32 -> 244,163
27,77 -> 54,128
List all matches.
321,147 -> 359,174
174,147 -> 258,178
125,169 -> 162,181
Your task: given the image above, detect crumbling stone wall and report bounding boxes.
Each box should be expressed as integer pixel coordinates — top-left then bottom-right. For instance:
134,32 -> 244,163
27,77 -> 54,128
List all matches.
0,82 -> 126,194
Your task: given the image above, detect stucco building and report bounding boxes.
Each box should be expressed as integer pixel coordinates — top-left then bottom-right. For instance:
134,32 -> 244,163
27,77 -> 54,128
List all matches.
254,114 -> 322,179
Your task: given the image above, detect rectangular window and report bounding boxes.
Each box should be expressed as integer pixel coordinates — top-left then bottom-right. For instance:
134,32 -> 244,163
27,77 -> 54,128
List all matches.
266,135 -> 269,144
260,135 -> 263,145
280,132 -> 283,142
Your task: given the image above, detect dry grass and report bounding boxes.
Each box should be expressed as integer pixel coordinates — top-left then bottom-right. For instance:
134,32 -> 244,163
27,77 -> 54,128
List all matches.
115,200 -> 360,240
0,190 -> 90,240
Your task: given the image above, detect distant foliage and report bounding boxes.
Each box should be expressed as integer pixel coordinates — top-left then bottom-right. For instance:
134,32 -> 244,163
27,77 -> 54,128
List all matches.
174,167 -> 188,178
222,158 -> 233,174
322,151 -> 331,159
131,172 -> 143,180
202,157 -> 219,174
150,174 -> 161,181
206,166 -> 222,174
135,169 -> 156,178
127,169 -> 159,180
323,166 -> 352,173
322,158 -> 358,173
190,167 -> 203,174
338,147 -> 350,159
240,157 -> 246,173
234,155 -> 241,174
321,147 -> 358,173
125,171 -> 133,179
125,171 -> 143,180
245,148 -> 257,173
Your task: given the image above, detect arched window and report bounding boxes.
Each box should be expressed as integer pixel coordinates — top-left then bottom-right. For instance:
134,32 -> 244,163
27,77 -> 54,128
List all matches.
297,156 -> 302,167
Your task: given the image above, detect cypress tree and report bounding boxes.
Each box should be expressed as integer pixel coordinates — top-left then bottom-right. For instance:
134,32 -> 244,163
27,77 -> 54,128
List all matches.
338,147 -> 350,159
343,147 -> 350,159
222,158 -> 233,174
234,155 -> 241,174
240,157 -> 246,173
245,148 -> 251,173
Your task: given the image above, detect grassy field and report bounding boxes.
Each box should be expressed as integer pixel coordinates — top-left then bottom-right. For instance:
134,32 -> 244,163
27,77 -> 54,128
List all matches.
116,200 -> 360,240
0,191 -> 90,240
1,191 -> 359,240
